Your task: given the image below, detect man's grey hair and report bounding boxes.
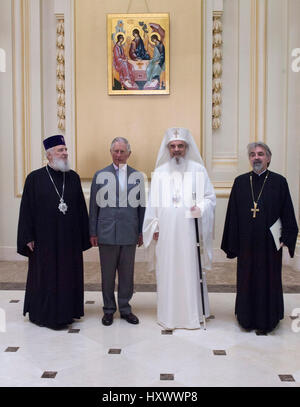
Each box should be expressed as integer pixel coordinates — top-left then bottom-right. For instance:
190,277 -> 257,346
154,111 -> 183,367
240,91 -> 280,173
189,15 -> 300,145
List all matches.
45,147 -> 55,157
110,137 -> 131,152
247,142 -> 272,160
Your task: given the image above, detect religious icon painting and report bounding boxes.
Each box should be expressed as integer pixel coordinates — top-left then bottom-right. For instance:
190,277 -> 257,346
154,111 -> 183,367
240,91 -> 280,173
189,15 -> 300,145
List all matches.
107,13 -> 170,95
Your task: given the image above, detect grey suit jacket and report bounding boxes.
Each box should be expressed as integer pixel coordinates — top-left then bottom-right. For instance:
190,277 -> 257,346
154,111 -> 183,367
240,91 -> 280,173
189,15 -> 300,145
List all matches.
89,164 -> 145,245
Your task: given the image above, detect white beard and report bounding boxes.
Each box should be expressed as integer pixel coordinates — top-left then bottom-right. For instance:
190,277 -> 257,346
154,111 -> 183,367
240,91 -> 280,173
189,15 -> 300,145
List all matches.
169,156 -> 187,173
51,157 -> 70,172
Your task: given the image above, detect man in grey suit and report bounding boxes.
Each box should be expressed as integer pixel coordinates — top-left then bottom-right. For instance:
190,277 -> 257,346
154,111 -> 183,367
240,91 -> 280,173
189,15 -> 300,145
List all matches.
89,137 -> 145,326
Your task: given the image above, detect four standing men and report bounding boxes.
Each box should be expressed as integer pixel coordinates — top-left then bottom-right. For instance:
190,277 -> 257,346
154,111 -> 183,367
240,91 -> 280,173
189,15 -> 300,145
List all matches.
17,135 -> 298,334
221,142 -> 298,334
89,137 -> 145,326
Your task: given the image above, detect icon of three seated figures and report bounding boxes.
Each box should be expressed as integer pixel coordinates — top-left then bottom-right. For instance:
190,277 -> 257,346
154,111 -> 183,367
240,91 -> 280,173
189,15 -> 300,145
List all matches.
112,27 -> 166,91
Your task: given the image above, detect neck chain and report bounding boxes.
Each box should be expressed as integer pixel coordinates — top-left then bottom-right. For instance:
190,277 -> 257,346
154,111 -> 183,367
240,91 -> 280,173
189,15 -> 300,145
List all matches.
46,165 -> 68,214
249,170 -> 269,218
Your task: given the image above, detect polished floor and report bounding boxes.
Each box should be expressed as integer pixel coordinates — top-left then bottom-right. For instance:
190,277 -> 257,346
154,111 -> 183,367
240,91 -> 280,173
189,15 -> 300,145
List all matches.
0,290 -> 300,388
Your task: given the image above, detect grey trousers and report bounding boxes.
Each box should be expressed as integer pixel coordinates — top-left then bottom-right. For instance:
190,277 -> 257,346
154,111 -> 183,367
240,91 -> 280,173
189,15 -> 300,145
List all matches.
99,244 -> 136,315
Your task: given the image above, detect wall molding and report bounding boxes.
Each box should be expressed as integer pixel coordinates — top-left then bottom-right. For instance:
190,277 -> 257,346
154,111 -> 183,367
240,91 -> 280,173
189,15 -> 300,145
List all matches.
212,11 -> 223,130
12,0 -> 43,196
56,0 -> 76,169
11,0 -> 76,195
56,15 -> 65,132
249,0 -> 267,143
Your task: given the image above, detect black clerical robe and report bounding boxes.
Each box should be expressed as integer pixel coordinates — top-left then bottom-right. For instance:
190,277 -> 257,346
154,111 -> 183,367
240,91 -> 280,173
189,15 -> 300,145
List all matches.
17,166 -> 91,328
221,170 -> 298,332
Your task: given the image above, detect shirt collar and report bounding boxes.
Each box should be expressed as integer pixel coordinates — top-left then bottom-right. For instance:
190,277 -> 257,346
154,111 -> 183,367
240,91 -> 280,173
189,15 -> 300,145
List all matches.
257,168 -> 267,176
113,163 -> 127,172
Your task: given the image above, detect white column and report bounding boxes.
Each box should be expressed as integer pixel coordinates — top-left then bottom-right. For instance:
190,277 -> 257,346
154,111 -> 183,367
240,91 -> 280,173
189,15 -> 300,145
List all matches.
12,0 -> 43,196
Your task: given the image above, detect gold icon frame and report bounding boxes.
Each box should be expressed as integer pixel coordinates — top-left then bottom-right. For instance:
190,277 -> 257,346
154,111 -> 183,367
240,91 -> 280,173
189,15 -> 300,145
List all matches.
107,13 -> 170,95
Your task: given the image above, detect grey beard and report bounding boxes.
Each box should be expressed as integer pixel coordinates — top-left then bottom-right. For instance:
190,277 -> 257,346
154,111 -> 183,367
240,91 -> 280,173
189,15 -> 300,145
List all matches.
253,161 -> 264,173
51,157 -> 70,172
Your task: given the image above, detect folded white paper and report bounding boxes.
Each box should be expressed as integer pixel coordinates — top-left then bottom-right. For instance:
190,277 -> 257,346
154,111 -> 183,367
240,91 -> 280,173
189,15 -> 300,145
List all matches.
270,218 -> 282,251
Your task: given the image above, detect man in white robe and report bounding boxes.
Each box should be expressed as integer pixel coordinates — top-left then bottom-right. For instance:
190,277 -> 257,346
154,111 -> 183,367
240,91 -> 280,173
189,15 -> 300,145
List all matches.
143,128 -> 216,329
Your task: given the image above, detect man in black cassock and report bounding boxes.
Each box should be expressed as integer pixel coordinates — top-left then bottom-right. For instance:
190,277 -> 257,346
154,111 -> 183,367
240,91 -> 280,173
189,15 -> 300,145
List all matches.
17,135 -> 91,330
221,142 -> 298,335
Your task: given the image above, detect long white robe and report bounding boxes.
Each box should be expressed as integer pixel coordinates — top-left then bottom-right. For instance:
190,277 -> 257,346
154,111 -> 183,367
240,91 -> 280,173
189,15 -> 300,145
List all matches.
143,160 -> 216,329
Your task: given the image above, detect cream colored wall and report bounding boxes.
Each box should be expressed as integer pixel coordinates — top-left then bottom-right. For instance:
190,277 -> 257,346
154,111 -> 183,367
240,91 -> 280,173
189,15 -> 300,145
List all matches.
75,0 -> 203,179
0,0 -> 23,258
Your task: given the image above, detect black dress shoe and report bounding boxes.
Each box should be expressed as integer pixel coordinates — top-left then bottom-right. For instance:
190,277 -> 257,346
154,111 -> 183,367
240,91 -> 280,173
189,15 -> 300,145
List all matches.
120,313 -> 139,324
102,314 -> 113,326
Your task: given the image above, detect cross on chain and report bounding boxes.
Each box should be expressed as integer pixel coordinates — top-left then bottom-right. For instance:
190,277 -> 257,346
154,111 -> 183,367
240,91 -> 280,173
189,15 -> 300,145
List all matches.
251,202 -> 260,218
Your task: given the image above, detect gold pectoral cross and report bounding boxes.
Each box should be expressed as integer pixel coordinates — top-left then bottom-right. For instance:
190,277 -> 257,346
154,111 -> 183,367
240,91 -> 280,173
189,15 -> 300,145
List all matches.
251,202 -> 259,218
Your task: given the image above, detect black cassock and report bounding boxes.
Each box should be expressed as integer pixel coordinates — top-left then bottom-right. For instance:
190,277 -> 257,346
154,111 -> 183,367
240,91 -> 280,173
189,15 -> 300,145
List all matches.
221,170 -> 298,332
17,166 -> 91,328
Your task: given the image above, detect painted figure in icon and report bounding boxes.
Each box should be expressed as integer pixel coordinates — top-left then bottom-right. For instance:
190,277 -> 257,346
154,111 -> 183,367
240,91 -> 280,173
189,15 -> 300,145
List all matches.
113,34 -> 138,90
129,28 -> 150,61
145,34 -> 165,90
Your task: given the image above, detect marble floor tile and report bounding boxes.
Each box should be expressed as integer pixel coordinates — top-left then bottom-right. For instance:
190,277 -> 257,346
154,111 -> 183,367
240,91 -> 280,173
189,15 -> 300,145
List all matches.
41,371 -> 57,379
51,355 -> 158,387
174,355 -> 298,387
0,291 -> 299,387
108,348 -> 122,354
4,346 -> 19,352
213,350 -> 226,355
160,374 -> 174,380
0,353 -> 44,387
278,374 -> 295,382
